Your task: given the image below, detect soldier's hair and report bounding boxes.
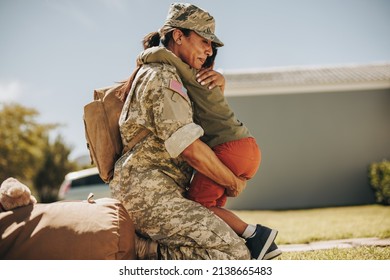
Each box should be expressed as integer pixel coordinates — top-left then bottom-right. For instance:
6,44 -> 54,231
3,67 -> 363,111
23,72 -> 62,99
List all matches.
142,28 -> 192,50
142,32 -> 161,49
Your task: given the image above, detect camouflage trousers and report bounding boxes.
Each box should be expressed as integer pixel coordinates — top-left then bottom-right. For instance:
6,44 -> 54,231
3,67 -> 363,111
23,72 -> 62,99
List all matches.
110,168 -> 250,260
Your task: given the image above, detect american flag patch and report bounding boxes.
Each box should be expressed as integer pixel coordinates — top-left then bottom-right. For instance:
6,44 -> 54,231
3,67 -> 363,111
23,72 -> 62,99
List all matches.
169,79 -> 189,100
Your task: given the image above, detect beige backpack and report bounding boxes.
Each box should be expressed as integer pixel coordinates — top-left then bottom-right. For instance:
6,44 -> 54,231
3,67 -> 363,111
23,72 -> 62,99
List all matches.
83,66 -> 149,183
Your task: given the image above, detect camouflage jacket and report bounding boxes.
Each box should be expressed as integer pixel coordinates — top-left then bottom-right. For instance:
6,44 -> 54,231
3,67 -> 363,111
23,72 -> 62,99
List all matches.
111,63 -> 204,190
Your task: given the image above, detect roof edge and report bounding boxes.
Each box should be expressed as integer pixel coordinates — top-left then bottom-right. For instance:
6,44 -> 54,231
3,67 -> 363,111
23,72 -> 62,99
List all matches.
225,80 -> 390,96
223,62 -> 390,96
221,61 -> 390,75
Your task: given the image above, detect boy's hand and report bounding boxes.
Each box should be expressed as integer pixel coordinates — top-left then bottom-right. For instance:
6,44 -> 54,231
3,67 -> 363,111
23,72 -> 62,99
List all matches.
196,68 -> 225,93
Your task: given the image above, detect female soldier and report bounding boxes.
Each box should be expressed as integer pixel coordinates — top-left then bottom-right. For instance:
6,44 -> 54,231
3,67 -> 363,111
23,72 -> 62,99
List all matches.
110,3 -> 275,260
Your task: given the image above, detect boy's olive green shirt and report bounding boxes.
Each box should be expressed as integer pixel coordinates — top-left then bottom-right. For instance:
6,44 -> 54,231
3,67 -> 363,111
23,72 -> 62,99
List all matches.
138,47 -> 252,148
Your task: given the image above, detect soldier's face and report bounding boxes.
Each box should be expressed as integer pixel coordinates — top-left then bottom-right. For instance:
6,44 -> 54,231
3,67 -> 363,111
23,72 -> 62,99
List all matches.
179,31 -> 213,70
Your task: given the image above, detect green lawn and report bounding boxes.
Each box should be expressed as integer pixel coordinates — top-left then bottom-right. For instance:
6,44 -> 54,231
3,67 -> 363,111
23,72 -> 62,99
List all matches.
233,204 -> 390,244
233,204 -> 390,260
280,246 -> 390,260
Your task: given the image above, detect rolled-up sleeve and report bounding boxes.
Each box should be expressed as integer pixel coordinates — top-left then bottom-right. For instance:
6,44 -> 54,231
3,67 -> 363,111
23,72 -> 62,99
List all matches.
165,122 -> 204,158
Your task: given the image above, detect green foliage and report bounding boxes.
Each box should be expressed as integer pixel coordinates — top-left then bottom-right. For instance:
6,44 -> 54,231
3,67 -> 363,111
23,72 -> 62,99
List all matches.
0,103 -> 53,183
33,136 -> 78,202
369,160 -> 390,205
0,103 -> 78,202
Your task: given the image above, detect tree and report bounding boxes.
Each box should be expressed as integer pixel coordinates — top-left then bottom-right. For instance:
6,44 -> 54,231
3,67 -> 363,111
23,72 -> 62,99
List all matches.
0,103 -> 52,183
33,135 -> 78,202
0,103 -> 78,201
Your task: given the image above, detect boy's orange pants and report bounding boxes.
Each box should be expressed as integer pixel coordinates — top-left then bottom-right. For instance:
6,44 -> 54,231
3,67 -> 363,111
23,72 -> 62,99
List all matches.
187,137 -> 261,208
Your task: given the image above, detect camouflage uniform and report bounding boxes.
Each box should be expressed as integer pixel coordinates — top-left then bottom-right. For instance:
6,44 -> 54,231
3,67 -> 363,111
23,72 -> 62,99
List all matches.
109,63 -> 250,260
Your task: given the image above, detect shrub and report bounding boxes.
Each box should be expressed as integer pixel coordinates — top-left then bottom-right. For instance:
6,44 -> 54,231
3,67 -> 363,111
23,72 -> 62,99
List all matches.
369,160 -> 390,205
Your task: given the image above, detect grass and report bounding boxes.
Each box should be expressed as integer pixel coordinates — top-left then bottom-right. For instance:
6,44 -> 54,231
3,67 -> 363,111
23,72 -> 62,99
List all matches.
233,204 -> 390,244
232,204 -> 390,260
280,246 -> 390,260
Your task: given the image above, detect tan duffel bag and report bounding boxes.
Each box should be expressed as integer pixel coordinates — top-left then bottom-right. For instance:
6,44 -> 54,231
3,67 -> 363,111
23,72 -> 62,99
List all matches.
0,198 -> 136,260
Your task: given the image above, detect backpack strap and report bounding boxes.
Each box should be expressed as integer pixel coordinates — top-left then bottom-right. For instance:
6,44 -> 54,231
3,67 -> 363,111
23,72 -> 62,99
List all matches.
122,127 -> 151,155
116,65 -> 142,102
119,65 -> 151,155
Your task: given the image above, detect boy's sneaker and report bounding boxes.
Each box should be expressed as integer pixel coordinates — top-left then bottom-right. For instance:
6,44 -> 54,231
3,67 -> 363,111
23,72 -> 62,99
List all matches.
245,224 -> 279,260
263,242 -> 282,260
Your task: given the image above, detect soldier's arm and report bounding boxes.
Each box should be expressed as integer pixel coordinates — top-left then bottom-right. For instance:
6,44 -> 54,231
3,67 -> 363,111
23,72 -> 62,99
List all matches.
181,139 -> 246,197
139,47 -> 195,81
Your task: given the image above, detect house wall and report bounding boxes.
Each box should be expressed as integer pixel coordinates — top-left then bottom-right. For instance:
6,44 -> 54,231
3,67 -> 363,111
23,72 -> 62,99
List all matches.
225,88 -> 390,210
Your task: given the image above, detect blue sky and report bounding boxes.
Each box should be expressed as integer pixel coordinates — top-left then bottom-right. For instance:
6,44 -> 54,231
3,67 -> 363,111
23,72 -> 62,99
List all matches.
1,0 -> 389,159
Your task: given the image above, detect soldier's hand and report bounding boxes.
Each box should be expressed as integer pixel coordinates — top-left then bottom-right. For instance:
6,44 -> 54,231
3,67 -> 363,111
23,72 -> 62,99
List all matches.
226,177 -> 247,197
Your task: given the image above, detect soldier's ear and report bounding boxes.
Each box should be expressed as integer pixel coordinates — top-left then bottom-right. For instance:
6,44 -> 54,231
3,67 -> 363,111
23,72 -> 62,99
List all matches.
172,29 -> 184,45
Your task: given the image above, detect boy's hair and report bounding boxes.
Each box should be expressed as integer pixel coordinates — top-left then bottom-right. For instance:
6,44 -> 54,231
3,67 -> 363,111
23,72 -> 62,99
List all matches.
202,44 -> 218,69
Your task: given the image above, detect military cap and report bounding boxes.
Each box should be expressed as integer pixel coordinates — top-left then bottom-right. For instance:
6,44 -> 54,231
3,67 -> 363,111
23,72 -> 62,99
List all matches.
160,3 -> 224,47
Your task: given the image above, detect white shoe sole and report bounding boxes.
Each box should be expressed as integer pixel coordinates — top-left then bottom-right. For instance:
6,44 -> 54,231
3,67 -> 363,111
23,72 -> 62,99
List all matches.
264,248 -> 282,260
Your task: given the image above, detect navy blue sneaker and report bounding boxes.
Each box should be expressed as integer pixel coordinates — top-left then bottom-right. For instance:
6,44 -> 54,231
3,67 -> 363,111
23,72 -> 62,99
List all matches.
245,224 -> 279,260
264,242 -> 282,260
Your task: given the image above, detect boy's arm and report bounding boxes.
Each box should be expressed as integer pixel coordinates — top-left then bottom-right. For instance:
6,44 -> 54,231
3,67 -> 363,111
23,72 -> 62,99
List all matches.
139,47 -> 196,81
139,47 -> 224,95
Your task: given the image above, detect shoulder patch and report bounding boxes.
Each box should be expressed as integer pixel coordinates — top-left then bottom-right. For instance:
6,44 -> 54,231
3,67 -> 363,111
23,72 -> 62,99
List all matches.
169,79 -> 189,101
